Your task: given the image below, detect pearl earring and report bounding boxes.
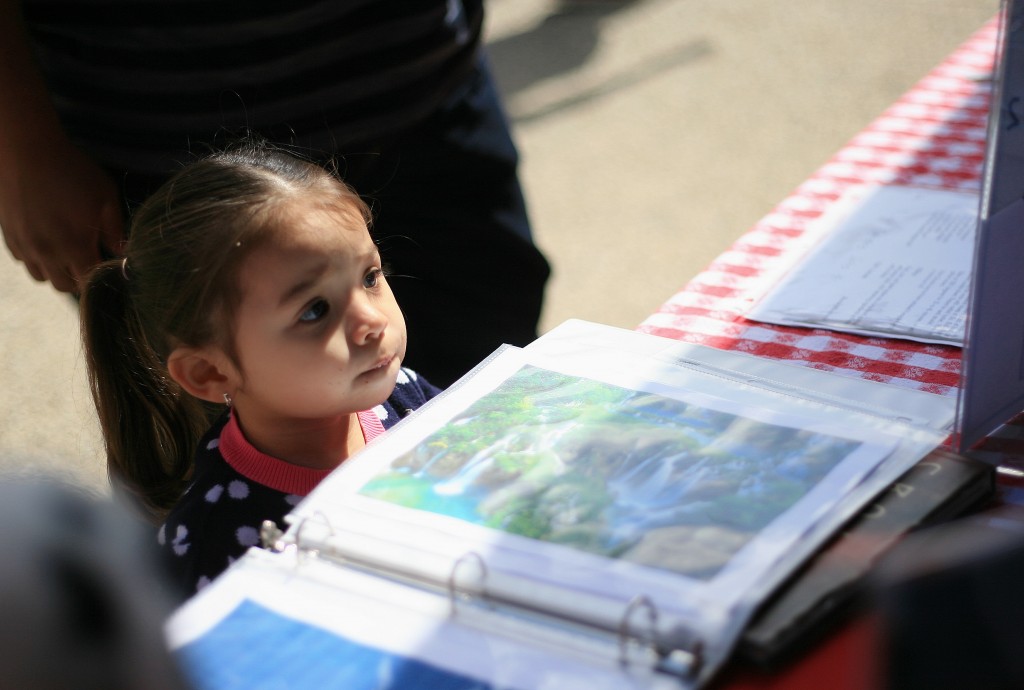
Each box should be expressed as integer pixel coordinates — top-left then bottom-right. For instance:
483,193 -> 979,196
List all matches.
223,393 -> 233,407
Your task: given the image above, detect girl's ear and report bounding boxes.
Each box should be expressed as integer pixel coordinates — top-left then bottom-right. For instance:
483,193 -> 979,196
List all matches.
166,346 -> 237,404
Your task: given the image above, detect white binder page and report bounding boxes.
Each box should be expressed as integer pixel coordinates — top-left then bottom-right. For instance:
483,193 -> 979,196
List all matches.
746,185 -> 979,345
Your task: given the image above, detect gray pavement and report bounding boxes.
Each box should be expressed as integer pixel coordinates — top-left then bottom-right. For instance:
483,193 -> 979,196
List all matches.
0,0 -> 998,492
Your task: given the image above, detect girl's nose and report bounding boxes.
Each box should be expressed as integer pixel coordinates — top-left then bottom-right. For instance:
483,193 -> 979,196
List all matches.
350,297 -> 388,345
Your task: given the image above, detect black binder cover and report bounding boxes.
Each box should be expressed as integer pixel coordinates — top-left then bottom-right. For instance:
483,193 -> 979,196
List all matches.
736,449 -> 995,667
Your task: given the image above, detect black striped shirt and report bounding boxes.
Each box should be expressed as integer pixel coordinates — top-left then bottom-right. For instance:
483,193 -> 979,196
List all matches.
20,0 -> 482,173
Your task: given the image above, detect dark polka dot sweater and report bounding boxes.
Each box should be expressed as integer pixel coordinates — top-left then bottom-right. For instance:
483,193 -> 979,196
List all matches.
157,368 -> 440,595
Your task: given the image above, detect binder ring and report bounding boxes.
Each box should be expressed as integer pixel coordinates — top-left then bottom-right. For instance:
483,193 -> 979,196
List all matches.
447,551 -> 488,616
618,594 -> 659,668
293,511 -> 336,561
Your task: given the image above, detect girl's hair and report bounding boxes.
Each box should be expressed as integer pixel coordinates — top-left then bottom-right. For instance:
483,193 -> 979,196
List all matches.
80,142 -> 370,522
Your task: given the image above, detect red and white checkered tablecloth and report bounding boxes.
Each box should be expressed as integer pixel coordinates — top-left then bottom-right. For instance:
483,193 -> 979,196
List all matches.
638,19 -> 997,400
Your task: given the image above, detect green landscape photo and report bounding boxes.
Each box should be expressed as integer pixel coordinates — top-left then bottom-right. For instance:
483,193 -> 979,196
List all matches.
358,366 -> 861,579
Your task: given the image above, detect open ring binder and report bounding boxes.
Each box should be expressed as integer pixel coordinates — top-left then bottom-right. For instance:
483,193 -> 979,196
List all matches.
170,319 -> 964,690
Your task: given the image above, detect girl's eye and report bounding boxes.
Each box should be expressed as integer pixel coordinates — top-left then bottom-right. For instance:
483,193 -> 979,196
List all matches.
364,267 -> 384,289
299,299 -> 330,323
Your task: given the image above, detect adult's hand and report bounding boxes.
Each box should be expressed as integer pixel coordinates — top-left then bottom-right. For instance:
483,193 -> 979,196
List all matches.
0,137 -> 124,293
0,0 -> 125,293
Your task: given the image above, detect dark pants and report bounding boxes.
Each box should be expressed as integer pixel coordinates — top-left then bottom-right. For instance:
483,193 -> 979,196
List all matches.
114,58 -> 551,388
339,59 -> 551,387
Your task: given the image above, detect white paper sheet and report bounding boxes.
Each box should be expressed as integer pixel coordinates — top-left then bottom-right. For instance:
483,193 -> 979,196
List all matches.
746,185 -> 979,345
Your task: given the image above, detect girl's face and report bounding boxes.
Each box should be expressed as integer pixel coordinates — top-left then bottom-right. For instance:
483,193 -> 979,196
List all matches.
226,200 -> 407,426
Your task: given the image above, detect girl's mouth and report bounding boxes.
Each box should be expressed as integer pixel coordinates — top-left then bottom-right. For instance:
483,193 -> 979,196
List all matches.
368,355 -> 394,372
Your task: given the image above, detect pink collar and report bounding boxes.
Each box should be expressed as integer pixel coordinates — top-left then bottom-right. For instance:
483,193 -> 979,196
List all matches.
218,410 -> 385,496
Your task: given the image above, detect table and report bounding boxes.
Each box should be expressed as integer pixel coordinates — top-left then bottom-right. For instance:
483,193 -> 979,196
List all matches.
639,21 -> 992,397
635,16 -> 1024,689
639,16 -> 1024,475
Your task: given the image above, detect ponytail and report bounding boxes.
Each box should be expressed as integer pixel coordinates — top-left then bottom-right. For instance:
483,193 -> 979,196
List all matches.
80,260 -> 208,522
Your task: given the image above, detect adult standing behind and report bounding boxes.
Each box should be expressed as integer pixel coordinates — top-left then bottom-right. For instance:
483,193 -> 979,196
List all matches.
0,0 -> 550,387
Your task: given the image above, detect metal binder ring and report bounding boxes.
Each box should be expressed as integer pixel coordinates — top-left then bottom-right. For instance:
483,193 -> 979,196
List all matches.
618,595 -> 659,667
293,511 -> 336,561
447,551 -> 488,616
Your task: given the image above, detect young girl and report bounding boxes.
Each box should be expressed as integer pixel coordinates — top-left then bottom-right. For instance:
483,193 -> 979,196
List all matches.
80,143 -> 440,595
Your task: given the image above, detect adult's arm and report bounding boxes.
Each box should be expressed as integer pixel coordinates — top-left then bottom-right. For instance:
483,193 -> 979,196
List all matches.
0,0 -> 123,292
